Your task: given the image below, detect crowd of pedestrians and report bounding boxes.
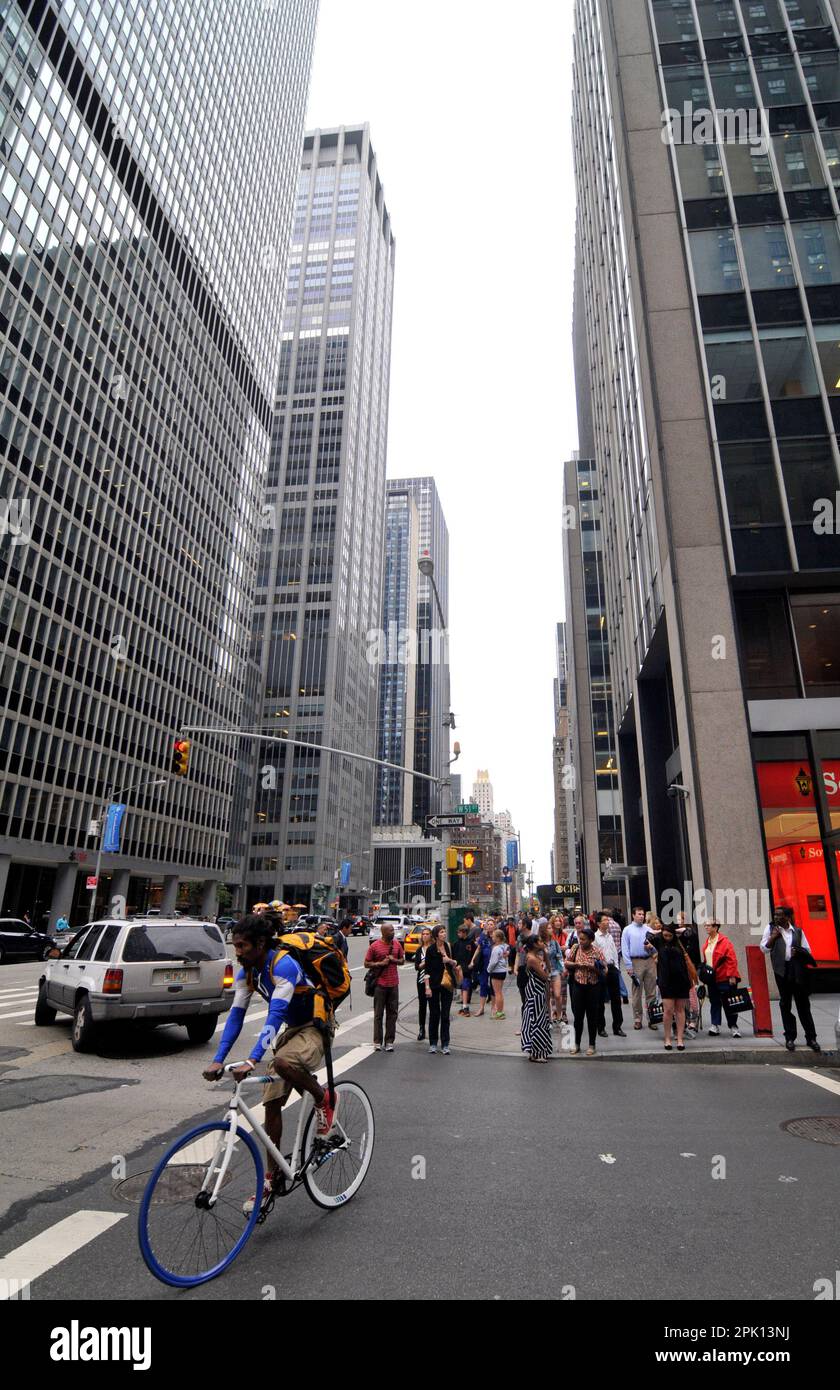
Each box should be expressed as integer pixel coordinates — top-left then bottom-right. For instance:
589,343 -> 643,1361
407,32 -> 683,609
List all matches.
354,901 -> 822,1060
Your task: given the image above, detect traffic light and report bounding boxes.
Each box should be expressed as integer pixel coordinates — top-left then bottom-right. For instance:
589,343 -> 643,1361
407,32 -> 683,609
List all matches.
462,849 -> 477,873
446,847 -> 459,871
172,738 -> 191,777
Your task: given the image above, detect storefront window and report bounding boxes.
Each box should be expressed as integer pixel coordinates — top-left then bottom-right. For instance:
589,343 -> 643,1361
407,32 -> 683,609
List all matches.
757,755 -> 840,961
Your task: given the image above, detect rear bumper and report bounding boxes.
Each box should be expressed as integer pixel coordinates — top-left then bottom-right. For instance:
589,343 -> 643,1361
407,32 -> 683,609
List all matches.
89,996 -> 232,1023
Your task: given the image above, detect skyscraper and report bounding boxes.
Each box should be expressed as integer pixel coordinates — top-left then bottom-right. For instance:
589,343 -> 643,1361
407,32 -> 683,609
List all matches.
473,770 -> 494,819
248,125 -> 396,913
374,485 -> 420,825
391,476 -> 450,824
0,0 -> 318,926
571,0 -> 840,966
552,622 -> 579,886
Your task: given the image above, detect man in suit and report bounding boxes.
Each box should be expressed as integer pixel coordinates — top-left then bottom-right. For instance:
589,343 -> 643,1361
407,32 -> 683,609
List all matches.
760,907 -> 820,1053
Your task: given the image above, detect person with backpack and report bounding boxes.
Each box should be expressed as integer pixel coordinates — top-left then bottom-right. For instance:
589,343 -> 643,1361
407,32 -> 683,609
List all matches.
202,914 -> 341,1214
364,922 -> 404,1051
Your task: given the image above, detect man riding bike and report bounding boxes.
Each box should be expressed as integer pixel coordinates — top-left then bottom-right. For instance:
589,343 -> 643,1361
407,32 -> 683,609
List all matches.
203,914 -> 338,1213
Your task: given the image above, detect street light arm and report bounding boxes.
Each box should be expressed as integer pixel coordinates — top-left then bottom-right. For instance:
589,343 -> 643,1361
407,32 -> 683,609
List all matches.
180,728 -> 450,788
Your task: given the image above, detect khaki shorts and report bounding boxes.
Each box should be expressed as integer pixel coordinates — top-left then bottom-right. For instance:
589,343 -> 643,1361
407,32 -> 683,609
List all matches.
263,1024 -> 325,1105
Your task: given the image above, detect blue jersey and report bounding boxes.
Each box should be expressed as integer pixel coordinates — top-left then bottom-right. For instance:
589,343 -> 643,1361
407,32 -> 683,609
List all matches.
213,948 -> 316,1065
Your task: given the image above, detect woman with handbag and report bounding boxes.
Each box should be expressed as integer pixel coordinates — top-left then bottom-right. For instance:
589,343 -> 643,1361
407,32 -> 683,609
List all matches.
565,926 -> 607,1056
646,919 -> 696,1051
521,937 -> 553,1062
675,912 -> 701,1038
701,920 -> 741,1038
414,927 -> 433,1041
425,924 -> 458,1055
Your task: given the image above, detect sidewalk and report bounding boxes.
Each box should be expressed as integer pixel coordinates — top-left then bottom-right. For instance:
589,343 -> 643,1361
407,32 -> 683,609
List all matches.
392,967 -> 839,1065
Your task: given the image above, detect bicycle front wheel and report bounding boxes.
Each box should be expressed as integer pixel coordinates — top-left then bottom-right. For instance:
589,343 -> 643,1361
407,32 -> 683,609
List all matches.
138,1121 -> 264,1287
302,1080 -> 375,1210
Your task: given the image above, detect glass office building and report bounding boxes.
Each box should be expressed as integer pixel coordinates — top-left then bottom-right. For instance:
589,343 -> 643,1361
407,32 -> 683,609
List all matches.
0,0 -> 318,926
247,126 -> 396,914
374,485 -> 419,826
571,0 -> 840,964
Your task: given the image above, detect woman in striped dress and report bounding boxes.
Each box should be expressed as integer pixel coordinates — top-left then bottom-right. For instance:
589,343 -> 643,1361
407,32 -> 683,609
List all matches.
521,938 -> 553,1063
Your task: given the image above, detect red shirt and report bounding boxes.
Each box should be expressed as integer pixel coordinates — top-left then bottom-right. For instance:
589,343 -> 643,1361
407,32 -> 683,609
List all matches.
364,937 -> 404,988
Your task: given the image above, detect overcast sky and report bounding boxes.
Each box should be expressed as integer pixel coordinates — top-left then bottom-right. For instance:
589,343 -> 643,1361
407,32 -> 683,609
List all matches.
307,0 -> 577,886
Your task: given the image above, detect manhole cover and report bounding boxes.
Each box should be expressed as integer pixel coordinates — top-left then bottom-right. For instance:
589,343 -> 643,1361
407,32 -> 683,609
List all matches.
781,1116 -> 840,1146
114,1166 -> 232,1204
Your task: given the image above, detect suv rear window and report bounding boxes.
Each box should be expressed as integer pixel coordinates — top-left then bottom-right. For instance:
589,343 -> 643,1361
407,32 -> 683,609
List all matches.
121,925 -> 225,963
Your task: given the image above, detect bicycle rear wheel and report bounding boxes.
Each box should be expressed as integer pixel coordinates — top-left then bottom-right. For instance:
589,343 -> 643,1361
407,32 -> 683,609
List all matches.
302,1080 -> 374,1209
138,1121 -> 264,1287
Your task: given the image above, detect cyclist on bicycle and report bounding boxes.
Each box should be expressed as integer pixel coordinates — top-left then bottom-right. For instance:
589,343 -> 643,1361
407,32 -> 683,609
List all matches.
203,914 -> 338,1212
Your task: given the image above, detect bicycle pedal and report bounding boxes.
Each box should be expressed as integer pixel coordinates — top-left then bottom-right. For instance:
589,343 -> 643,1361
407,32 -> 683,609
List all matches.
256,1194 -> 275,1224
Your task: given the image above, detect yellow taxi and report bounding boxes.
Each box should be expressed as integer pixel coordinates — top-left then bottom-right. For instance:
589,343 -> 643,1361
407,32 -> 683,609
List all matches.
403,922 -> 435,959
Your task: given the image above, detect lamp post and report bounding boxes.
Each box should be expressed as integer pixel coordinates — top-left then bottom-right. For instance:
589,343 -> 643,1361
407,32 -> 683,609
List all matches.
88,777 -> 167,922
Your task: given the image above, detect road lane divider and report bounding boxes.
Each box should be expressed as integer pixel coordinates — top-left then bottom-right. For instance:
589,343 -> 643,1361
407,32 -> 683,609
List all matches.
784,1067 -> 840,1099
0,1211 -> 127,1296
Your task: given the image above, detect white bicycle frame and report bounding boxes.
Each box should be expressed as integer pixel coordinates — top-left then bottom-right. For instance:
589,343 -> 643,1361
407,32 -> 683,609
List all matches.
198,1064 -> 338,1206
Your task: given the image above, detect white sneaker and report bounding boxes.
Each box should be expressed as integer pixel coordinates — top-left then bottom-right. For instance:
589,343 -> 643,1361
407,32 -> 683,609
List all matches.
730,1028 -> 741,1038
384,1044 -> 394,1052
428,1044 -> 437,1054
709,1025 -> 719,1035
442,1046 -> 450,1055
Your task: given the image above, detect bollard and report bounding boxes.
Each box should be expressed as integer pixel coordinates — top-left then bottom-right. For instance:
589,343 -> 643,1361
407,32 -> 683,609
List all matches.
746,945 -> 773,1037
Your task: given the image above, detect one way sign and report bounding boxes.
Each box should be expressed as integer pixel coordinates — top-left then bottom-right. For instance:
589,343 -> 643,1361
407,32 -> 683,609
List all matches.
425,814 -> 466,830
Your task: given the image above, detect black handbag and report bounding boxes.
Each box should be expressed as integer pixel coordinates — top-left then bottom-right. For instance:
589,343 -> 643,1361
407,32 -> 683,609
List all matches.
648,998 -> 664,1025
364,968 -> 378,998
726,987 -> 753,1015
699,963 -> 715,984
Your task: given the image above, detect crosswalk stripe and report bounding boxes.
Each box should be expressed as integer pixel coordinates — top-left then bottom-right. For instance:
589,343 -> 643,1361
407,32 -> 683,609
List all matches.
0,1008 -> 35,1020
785,1067 -> 840,1099
0,989 -> 38,999
0,1211 -> 127,1294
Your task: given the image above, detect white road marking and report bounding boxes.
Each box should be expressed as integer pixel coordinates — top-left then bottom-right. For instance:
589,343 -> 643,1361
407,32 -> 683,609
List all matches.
333,1009 -> 374,1036
0,1211 -> 127,1295
784,1067 -> 840,1099
0,986 -> 39,997
0,1008 -> 36,1020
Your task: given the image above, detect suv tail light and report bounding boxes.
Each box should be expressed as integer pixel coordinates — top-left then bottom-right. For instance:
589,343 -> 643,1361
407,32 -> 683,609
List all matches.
223,963 -> 234,989
102,968 -> 123,995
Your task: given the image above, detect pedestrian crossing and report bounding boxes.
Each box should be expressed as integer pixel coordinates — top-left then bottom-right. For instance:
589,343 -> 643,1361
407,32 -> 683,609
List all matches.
0,983 -> 38,1024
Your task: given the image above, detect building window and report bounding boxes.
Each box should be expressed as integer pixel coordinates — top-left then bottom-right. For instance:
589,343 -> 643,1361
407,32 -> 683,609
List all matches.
740,224 -> 796,289
688,227 -> 743,293
735,592 -> 801,696
790,594 -> 840,695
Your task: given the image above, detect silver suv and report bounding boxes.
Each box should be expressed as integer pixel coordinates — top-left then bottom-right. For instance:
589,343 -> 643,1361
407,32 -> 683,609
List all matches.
36,918 -> 235,1052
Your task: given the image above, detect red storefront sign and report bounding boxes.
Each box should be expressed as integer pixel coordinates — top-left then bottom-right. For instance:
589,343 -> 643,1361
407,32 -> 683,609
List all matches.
757,761 -> 840,808
758,761 -> 840,965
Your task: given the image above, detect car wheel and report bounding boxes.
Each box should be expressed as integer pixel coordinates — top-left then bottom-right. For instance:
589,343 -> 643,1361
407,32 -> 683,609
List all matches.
34,982 -> 57,1025
71,993 -> 98,1053
185,1015 -> 218,1045
40,943 -> 53,961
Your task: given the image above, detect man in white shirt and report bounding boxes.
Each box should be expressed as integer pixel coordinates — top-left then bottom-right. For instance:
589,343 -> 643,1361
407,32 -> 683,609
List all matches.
760,908 -> 820,1053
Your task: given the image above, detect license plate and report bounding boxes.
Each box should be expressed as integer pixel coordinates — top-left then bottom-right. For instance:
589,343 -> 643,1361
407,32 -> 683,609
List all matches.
163,970 -> 190,983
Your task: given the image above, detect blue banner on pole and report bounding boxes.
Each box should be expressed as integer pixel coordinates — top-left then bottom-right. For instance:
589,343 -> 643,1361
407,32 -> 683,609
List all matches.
340,859 -> 351,888
103,803 -> 127,853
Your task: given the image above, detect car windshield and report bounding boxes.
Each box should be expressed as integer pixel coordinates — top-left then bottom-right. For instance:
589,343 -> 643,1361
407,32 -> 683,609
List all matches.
122,925 -> 224,963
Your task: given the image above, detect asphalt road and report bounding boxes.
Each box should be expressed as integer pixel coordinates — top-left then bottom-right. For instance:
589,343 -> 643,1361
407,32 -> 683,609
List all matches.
2,938 -> 840,1301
